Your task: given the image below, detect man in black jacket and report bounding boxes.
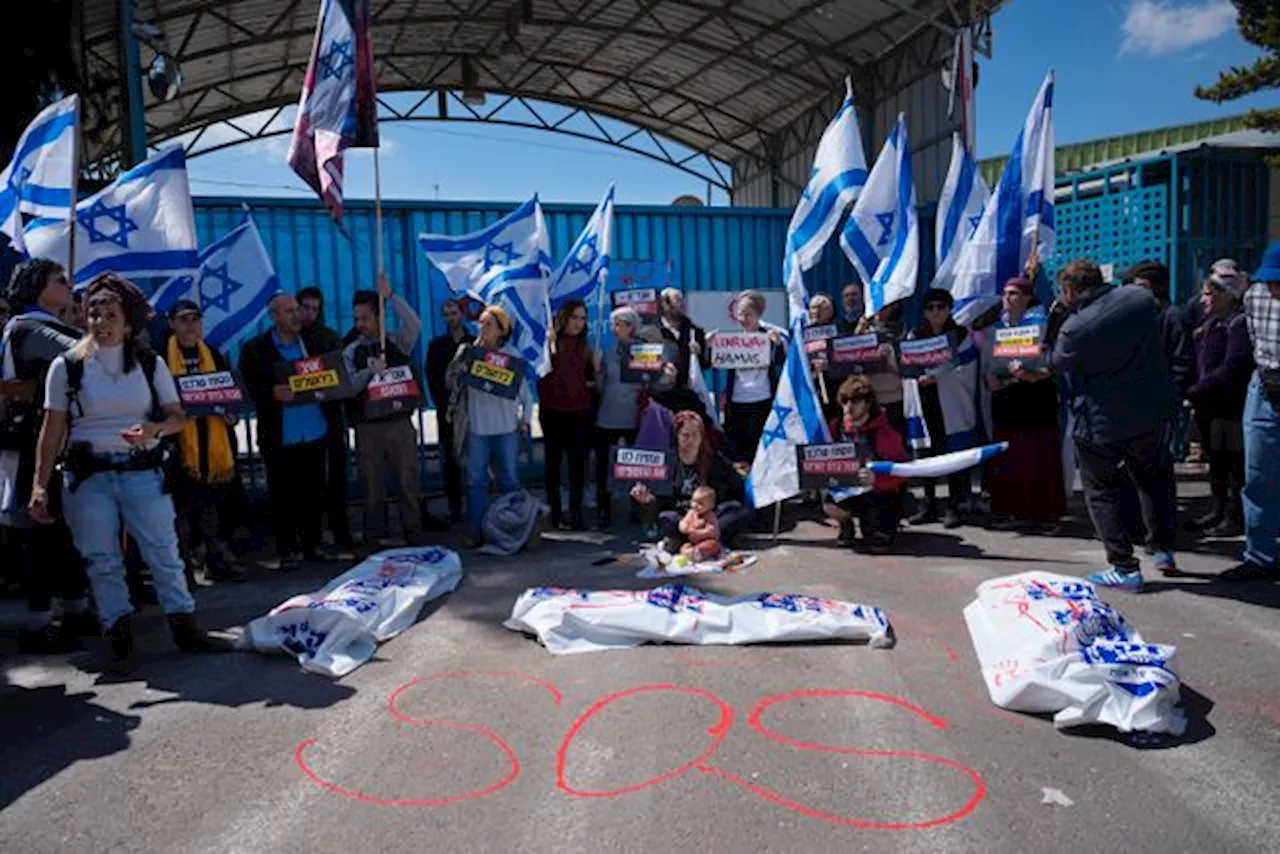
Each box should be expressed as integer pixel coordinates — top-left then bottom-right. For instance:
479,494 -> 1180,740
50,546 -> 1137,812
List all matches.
425,299 -> 469,523
1049,259 -> 1178,593
298,286 -> 357,551
0,259 -> 95,651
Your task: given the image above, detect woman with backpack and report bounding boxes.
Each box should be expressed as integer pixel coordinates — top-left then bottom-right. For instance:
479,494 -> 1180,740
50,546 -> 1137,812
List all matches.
28,274 -> 229,668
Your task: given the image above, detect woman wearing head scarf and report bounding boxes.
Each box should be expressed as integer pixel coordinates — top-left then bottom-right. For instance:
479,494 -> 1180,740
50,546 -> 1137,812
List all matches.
446,305 -> 534,547
1185,267 -> 1254,536
983,276 -> 1067,531
29,273 -> 229,667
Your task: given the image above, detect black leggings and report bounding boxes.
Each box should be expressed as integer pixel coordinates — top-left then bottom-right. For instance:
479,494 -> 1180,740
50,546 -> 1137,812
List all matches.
541,409 -> 591,526
724,399 -> 772,463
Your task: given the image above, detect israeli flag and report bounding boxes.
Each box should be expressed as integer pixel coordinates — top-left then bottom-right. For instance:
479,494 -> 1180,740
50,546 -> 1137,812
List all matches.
150,215 -> 282,350
866,442 -> 1008,478
23,146 -> 198,285
0,95 -> 79,255
782,80 -> 868,324
948,71 -> 1055,326
744,319 -> 832,509
420,196 -> 553,376
839,113 -> 919,318
931,133 -> 990,293
549,184 -> 613,311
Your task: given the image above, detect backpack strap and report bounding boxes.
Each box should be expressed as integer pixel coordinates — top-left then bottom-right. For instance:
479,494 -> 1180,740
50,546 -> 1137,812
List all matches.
64,348 -> 163,426
63,352 -> 86,423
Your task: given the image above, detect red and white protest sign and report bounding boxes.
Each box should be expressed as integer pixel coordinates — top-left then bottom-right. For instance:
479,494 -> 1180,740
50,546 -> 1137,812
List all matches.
710,331 -> 771,370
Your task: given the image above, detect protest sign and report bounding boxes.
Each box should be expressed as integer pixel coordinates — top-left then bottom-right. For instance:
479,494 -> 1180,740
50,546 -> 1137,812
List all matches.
899,333 -> 957,379
710,331 -> 771,370
803,324 -> 838,365
611,288 -> 659,325
364,364 -> 427,420
795,442 -> 864,490
462,346 -> 526,400
620,342 -> 667,384
176,370 -> 251,417
275,352 -> 356,403
828,332 -> 887,377
987,323 -> 1046,375
609,446 -> 673,495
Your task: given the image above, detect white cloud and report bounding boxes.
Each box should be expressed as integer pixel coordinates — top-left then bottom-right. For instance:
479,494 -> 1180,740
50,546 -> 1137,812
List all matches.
1120,0 -> 1237,56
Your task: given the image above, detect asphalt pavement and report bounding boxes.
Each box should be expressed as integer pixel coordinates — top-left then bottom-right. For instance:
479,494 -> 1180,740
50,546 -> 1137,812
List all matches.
3,484 -> 1280,853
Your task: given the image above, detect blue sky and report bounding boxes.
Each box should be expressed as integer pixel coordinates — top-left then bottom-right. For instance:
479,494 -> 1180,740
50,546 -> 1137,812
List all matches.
186,0 -> 1275,207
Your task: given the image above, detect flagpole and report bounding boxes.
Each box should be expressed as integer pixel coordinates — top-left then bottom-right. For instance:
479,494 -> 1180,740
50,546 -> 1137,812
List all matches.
374,146 -> 387,353
66,95 -> 81,284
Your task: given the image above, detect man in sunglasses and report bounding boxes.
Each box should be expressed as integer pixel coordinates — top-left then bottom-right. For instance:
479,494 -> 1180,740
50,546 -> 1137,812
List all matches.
1048,259 -> 1178,592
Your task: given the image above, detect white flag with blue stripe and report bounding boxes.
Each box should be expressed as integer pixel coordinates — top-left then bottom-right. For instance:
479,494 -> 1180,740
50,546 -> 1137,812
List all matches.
745,319 -> 832,509
22,146 -> 198,285
839,113 -> 919,318
0,95 -> 79,255
419,196 -> 553,376
948,71 -> 1055,326
931,133 -> 990,293
782,80 -> 868,324
549,184 -> 613,311
150,215 -> 282,350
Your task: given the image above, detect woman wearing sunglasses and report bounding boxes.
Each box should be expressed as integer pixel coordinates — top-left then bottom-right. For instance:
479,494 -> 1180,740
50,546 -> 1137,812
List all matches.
907,289 -> 979,529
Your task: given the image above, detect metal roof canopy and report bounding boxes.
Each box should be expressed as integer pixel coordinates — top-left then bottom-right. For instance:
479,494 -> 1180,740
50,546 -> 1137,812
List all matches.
75,0 -> 993,191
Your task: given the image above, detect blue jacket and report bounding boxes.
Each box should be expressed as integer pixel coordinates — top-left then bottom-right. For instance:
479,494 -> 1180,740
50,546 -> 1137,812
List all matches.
1051,284 -> 1175,445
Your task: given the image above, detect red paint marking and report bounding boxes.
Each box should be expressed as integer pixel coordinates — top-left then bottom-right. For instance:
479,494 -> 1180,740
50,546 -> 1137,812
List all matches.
696,690 -> 986,830
294,671 -> 562,808
939,641 -> 962,664
556,684 -> 733,798
388,670 -> 563,714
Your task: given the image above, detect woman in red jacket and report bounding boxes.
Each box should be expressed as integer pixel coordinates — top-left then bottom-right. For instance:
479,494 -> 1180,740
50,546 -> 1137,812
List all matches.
821,375 -> 909,553
537,300 -> 595,529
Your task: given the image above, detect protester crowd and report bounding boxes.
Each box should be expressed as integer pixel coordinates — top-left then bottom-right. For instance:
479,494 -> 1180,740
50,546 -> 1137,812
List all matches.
3,243 -> 1279,663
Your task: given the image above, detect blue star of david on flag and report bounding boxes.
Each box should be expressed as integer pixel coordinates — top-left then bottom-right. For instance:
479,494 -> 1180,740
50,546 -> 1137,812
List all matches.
199,261 -> 245,313
484,241 -> 519,273
567,234 -> 599,276
967,213 -> 982,239
761,402 -> 793,449
875,211 -> 895,247
319,38 -> 354,81
77,198 -> 139,248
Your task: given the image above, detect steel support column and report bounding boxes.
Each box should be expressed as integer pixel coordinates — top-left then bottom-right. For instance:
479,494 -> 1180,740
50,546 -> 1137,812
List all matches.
118,0 -> 148,167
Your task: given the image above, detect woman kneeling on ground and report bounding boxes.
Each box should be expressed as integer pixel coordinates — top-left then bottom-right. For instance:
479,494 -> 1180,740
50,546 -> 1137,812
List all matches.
822,375 -> 909,554
630,410 -> 753,552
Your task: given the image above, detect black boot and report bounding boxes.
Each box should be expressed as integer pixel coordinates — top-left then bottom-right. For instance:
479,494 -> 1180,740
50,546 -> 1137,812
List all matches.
908,499 -> 939,525
837,518 -> 857,546
106,615 -> 135,667
167,614 -> 233,653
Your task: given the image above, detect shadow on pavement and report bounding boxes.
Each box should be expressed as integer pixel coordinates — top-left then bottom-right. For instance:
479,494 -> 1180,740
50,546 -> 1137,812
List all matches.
0,676 -> 140,811
1141,575 -> 1280,610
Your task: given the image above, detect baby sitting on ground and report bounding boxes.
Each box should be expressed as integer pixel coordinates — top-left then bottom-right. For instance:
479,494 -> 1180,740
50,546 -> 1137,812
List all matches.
678,486 -> 723,561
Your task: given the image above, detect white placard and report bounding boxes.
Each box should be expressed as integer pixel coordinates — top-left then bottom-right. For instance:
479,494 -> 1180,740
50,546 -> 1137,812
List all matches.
710,331 -> 771,370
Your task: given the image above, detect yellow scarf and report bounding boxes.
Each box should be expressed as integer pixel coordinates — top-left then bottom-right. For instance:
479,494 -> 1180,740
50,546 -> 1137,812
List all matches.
166,335 -> 236,485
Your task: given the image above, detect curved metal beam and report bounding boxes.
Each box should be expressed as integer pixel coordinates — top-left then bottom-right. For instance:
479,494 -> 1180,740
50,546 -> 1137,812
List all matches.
125,92 -> 736,191
138,53 -> 773,163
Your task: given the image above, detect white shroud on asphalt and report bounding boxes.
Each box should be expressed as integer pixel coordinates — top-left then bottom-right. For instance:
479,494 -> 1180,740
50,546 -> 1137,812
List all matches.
964,571 -> 1186,735
505,583 -> 893,655
240,547 -> 463,677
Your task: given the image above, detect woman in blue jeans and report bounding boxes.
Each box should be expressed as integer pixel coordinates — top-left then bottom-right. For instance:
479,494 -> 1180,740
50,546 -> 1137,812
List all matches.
446,306 -> 533,547
28,274 -> 228,666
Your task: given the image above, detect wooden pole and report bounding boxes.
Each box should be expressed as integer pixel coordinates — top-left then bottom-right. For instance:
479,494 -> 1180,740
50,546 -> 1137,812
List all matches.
66,95 -> 81,285
817,370 -> 829,404
772,500 -> 782,546
374,146 -> 387,354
